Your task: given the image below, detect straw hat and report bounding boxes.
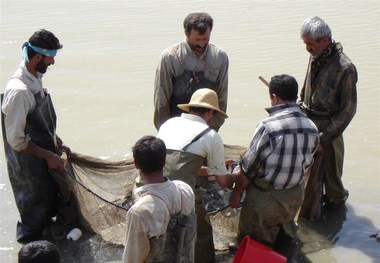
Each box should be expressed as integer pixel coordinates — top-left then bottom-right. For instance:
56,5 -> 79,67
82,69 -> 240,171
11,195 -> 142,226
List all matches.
177,88 -> 228,118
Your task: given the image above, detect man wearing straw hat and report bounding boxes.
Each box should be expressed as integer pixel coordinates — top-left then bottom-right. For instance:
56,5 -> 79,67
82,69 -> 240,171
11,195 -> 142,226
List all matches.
157,88 -> 234,263
229,75 -> 319,251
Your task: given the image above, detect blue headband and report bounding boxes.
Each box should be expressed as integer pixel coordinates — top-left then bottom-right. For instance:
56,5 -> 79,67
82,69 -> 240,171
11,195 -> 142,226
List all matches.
21,42 -> 58,62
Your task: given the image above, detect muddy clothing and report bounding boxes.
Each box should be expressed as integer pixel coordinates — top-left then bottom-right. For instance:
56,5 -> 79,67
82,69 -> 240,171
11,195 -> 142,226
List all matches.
154,40 -> 229,131
299,151 -> 323,221
239,103 -> 319,245
163,150 -> 214,263
299,41 -> 357,208
1,61 -> 62,242
122,179 -> 195,263
239,180 -> 304,245
2,63 -> 58,241
157,113 -> 228,263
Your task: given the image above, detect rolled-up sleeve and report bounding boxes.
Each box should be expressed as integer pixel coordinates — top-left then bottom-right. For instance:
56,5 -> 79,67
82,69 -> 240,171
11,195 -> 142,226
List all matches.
206,132 -> 229,176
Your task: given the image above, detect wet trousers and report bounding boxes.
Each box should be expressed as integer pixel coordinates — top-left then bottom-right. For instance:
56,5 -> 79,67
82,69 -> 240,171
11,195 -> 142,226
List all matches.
238,181 -> 304,246
300,114 -> 348,221
322,135 -> 348,205
194,188 -> 215,263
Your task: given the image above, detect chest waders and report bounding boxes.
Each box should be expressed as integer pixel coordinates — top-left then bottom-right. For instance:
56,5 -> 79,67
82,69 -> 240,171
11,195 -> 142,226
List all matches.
301,47 -> 349,207
170,70 -> 217,118
144,192 -> 196,263
163,127 -> 216,263
1,92 -> 59,242
304,116 -> 346,210
239,180 -> 304,246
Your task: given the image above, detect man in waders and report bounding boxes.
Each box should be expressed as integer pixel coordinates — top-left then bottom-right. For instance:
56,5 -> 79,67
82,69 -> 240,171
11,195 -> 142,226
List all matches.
1,30 -> 74,243
122,136 -> 196,263
154,12 -> 229,132
157,88 -> 234,263
298,17 -> 357,219
229,75 -> 319,252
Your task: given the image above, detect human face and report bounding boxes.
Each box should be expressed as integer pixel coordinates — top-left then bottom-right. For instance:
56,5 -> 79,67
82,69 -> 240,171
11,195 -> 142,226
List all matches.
185,27 -> 211,57
303,35 -> 330,58
36,55 -> 55,74
205,109 -> 216,125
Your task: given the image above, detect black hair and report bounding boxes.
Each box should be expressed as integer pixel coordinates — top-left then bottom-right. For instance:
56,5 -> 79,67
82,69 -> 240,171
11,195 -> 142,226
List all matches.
132,136 -> 166,174
18,240 -> 60,263
26,29 -> 63,59
183,12 -> 213,34
269,74 -> 298,101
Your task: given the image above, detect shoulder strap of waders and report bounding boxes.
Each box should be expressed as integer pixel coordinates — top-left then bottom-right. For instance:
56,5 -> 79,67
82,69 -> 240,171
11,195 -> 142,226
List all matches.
182,127 -> 212,151
143,191 -> 171,212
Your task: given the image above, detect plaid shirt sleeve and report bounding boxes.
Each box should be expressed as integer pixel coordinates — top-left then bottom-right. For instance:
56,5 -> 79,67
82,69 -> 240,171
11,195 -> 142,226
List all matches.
240,122 -> 269,180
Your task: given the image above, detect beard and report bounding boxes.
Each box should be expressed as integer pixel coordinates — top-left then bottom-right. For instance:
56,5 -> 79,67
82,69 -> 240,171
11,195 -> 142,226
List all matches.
36,59 -> 49,74
189,43 -> 207,54
194,45 -> 206,53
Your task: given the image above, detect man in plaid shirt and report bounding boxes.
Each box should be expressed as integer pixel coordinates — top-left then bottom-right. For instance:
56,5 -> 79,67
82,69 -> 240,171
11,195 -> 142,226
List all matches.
229,74 -> 319,248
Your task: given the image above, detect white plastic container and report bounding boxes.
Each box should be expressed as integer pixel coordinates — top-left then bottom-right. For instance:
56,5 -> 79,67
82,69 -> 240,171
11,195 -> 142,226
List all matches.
66,228 -> 82,241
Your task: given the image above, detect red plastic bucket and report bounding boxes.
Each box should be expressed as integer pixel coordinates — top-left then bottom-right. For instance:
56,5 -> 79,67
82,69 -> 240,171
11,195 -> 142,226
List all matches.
232,236 -> 287,263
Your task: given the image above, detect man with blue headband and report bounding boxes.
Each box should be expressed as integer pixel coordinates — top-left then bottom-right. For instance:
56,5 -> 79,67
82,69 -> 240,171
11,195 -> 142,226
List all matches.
1,29 -> 76,243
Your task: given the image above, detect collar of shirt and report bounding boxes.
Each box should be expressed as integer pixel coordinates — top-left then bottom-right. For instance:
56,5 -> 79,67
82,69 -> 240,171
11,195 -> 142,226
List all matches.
182,39 -> 210,60
19,60 -> 44,95
133,178 -> 171,199
265,103 -> 301,116
180,112 -> 208,124
20,60 -> 44,80
313,40 -> 337,62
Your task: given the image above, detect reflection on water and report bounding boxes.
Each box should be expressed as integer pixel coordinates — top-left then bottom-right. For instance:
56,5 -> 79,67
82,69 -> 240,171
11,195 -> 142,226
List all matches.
1,0 -> 380,262
299,206 -> 347,255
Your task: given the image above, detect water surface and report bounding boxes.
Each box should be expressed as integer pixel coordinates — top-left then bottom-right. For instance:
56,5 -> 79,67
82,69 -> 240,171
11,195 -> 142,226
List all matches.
1,1 -> 379,262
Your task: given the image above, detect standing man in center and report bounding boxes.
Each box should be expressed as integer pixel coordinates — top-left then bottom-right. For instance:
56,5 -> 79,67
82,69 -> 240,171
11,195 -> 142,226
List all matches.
157,88 -> 234,263
154,12 -> 229,132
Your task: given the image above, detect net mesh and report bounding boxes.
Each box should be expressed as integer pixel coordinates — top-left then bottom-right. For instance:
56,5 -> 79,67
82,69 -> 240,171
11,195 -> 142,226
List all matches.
64,145 -> 246,245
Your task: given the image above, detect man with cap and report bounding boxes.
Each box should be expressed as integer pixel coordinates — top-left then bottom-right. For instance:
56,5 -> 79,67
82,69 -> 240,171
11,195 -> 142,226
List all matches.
157,88 -> 234,263
229,75 -> 319,252
1,29 -> 74,243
